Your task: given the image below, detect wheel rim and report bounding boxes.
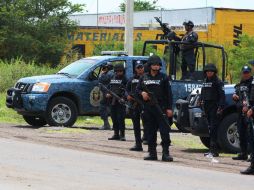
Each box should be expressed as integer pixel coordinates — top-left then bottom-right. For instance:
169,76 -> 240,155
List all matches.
51,103 -> 71,124
226,122 -> 240,149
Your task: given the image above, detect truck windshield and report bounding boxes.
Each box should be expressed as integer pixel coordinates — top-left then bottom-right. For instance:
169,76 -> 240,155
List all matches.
58,59 -> 99,77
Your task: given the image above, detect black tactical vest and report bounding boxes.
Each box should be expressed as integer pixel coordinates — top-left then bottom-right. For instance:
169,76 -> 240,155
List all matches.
143,73 -> 165,103
235,78 -> 252,102
109,76 -> 125,96
130,77 -> 139,94
202,82 -> 217,101
201,76 -> 224,102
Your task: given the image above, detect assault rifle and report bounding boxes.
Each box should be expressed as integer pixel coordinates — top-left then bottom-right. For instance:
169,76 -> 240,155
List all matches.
241,87 -> 254,135
128,93 -> 144,108
99,83 -> 132,109
154,17 -> 180,41
141,83 -> 171,127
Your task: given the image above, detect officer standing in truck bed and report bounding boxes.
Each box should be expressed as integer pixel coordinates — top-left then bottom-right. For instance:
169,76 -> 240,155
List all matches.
180,20 -> 198,80
201,64 -> 225,157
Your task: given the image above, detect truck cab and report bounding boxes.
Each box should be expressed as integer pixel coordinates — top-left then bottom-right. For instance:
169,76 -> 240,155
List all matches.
6,52 -> 154,126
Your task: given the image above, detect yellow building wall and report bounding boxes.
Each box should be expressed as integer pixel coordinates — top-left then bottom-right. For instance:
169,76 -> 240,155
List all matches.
209,9 -> 254,46
68,28 -> 208,56
68,9 -> 254,57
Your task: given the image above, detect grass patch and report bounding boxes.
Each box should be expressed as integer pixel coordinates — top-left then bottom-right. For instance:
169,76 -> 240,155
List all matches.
172,134 -> 206,150
0,93 -> 25,124
172,134 -> 236,157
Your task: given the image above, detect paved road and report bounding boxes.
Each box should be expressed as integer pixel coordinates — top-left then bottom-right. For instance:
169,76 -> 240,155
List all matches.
0,137 -> 253,190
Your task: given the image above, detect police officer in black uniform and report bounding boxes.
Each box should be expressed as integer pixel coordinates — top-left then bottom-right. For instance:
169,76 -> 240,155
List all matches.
137,55 -> 173,162
98,62 -> 114,130
180,20 -> 198,80
201,64 -> 225,157
126,61 -> 145,151
232,66 -> 253,161
107,64 -> 128,141
242,61 -> 254,175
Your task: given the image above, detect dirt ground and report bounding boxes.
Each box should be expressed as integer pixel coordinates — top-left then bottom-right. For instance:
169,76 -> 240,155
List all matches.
0,123 -> 250,174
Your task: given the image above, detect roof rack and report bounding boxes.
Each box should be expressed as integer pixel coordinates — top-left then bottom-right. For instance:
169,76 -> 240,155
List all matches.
101,51 -> 128,56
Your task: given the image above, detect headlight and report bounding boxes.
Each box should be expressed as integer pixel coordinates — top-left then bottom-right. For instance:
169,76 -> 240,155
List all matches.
31,82 -> 51,92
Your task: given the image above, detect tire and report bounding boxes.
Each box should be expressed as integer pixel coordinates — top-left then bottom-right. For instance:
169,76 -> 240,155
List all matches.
200,137 -> 210,148
46,97 -> 78,127
23,116 -> 47,127
217,113 -> 240,153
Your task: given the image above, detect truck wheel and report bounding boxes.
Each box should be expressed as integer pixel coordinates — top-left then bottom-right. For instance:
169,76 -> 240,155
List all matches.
217,113 -> 240,153
46,97 -> 78,127
23,116 -> 47,127
199,137 -> 210,148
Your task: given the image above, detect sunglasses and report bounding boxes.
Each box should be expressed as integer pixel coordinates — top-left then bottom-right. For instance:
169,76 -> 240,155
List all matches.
116,70 -> 123,72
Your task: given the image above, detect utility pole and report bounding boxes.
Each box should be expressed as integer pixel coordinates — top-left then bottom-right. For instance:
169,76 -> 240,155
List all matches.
124,0 -> 134,55
97,0 -> 99,28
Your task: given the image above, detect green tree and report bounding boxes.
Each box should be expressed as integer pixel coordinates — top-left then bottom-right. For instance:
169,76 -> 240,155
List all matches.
227,35 -> 254,82
0,0 -> 84,66
119,0 -> 158,12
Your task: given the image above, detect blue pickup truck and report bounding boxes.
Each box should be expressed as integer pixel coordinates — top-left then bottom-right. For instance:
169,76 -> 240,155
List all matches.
6,40 -> 227,129
6,52 -> 194,127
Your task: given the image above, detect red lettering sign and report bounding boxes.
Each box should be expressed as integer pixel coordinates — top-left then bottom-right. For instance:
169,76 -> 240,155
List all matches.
98,14 -> 125,26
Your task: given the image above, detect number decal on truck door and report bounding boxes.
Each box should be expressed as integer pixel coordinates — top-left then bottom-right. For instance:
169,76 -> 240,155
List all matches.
184,84 -> 202,92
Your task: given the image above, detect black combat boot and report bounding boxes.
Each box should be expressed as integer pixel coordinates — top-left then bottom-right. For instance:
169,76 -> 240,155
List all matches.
108,131 -> 120,140
120,130 -> 126,141
162,148 -> 173,162
232,153 -> 248,161
144,147 -> 158,161
129,143 -> 143,151
240,162 -> 254,175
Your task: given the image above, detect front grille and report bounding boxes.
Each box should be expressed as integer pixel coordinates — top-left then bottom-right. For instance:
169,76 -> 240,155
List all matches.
15,82 -> 32,93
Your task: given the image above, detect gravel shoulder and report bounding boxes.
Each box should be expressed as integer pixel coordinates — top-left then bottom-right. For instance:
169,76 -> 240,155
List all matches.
0,123 -> 250,174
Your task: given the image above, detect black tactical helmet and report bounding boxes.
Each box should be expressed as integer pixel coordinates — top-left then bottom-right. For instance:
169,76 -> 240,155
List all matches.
114,63 -> 125,72
105,62 -> 113,70
203,64 -> 217,73
242,65 -> 251,73
183,20 -> 194,28
147,55 -> 162,67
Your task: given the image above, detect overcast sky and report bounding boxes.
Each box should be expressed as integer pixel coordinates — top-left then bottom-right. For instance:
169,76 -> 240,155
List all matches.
70,0 -> 254,13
